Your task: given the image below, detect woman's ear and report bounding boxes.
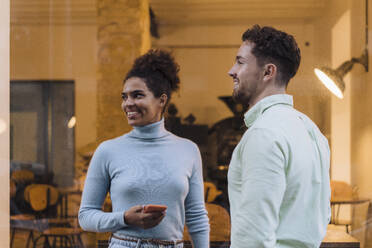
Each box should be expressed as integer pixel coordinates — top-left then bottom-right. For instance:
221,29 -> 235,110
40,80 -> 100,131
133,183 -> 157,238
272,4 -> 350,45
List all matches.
159,93 -> 168,107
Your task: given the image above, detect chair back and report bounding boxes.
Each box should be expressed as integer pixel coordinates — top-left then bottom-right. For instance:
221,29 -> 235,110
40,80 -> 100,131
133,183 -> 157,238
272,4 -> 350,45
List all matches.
11,170 -> 34,185
204,182 -> 222,203
183,203 -> 230,241
10,179 -> 17,198
207,203 -> 231,241
24,184 -> 59,212
330,180 -> 357,201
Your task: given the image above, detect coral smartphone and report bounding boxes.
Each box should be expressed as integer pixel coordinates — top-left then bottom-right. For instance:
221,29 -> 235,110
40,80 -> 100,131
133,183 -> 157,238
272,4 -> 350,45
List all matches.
143,204 -> 167,213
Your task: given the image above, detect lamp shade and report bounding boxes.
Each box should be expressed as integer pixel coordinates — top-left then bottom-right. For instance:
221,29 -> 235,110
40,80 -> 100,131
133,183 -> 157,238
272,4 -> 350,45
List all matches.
314,50 -> 368,99
314,67 -> 346,99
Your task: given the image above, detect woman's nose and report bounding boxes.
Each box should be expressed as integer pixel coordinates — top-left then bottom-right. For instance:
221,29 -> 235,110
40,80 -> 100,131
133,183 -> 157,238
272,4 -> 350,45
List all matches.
123,97 -> 134,107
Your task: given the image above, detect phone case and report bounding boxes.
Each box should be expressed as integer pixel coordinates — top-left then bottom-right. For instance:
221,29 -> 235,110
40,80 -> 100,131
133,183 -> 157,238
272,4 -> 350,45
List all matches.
143,204 -> 167,213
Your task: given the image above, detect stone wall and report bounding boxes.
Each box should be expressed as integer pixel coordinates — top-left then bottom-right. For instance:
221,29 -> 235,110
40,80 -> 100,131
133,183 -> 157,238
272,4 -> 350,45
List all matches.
96,0 -> 151,142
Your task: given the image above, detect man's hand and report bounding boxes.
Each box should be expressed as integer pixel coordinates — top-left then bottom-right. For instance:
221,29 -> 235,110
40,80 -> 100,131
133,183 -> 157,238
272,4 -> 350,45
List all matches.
124,205 -> 166,229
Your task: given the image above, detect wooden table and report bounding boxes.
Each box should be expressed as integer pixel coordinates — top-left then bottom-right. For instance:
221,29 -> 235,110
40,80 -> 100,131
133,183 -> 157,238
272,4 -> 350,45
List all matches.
321,229 -> 360,247
331,198 -> 370,205
330,198 -> 370,225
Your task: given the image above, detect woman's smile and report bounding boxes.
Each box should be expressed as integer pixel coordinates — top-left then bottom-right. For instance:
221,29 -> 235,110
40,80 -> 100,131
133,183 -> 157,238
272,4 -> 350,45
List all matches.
126,111 -> 140,119
122,77 -> 164,127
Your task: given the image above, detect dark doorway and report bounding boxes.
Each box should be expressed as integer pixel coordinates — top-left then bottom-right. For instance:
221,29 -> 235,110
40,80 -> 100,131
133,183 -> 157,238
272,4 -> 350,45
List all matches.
10,80 -> 75,187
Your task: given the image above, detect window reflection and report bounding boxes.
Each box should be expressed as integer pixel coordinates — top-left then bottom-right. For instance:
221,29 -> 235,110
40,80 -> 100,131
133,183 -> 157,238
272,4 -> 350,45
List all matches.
10,0 -> 372,247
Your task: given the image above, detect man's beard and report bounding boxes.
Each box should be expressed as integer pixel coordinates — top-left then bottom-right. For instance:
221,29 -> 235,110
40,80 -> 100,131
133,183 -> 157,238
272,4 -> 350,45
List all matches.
232,88 -> 249,104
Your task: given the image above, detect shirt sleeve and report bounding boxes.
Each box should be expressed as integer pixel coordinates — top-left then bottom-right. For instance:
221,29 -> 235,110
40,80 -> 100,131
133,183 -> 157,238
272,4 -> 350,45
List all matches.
78,143 -> 127,232
232,128 -> 287,247
184,144 -> 210,248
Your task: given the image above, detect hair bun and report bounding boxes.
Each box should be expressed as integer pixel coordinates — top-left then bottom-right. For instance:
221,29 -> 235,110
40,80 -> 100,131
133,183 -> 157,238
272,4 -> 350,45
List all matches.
135,49 -> 180,92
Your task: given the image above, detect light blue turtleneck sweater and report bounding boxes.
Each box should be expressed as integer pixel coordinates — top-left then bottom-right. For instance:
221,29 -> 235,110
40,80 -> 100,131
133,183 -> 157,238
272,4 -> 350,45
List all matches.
78,119 -> 210,247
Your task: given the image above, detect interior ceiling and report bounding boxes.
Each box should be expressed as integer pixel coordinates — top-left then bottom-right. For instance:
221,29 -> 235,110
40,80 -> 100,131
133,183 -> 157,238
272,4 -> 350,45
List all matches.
150,0 -> 327,25
11,0 -> 96,25
10,0 -> 326,26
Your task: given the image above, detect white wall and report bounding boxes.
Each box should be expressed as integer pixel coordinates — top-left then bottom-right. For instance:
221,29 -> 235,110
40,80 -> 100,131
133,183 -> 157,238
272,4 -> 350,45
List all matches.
154,21 -> 329,133
331,10 -> 351,183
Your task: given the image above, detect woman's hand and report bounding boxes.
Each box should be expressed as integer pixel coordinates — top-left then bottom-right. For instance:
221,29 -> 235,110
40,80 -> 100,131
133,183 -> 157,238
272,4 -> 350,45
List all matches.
124,205 -> 166,229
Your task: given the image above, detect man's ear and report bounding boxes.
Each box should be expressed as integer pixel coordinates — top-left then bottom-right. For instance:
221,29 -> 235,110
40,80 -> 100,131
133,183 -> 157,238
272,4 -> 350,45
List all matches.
159,93 -> 168,107
263,64 -> 277,81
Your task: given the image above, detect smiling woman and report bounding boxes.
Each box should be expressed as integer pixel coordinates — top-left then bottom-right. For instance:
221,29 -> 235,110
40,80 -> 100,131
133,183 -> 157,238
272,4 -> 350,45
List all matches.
78,49 -> 210,248
122,49 -> 180,125
122,77 -> 166,127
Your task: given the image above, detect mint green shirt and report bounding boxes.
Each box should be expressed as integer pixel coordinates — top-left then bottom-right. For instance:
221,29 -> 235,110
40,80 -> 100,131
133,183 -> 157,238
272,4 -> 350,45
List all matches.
228,94 -> 331,248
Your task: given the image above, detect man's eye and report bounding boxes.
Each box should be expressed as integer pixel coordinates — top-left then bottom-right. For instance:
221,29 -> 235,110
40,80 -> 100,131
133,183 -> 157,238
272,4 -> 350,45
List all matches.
121,94 -> 127,100
237,60 -> 243,65
134,93 -> 144,98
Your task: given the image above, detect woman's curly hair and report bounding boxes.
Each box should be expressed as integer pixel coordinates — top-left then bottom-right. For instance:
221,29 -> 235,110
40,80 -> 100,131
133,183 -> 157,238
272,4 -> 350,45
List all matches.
242,25 -> 301,86
124,49 -> 180,102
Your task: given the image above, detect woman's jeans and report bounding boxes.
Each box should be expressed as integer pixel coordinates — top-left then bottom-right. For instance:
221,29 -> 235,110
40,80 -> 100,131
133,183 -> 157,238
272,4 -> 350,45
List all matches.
109,236 -> 184,248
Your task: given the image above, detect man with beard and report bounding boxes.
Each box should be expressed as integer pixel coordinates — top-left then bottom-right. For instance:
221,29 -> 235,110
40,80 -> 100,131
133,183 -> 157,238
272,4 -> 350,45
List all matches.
227,25 -> 331,248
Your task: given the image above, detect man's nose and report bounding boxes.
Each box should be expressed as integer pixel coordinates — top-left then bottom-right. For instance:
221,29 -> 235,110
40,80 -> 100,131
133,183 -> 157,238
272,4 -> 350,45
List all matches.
228,67 -> 235,78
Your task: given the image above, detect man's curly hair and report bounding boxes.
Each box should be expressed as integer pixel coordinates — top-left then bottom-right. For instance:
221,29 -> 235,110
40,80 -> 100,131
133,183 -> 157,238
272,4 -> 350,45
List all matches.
125,49 -> 180,103
242,25 -> 301,86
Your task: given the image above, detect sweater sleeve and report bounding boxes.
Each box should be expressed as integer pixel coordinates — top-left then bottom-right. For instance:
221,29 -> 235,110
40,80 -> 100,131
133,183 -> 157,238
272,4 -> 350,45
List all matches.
184,145 -> 210,248
78,143 -> 127,232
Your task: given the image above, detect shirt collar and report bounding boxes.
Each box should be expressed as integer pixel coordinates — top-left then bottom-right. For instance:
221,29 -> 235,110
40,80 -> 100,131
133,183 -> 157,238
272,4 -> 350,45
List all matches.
244,94 -> 293,128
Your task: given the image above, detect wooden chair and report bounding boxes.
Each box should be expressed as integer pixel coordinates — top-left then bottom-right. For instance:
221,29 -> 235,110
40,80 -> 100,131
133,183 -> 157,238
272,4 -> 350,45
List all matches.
33,221 -> 84,248
350,201 -> 370,248
184,203 -> 230,242
204,182 -> 222,203
10,214 -> 36,248
22,184 -> 84,248
331,181 -> 356,200
11,170 -> 35,185
330,180 -> 358,233
10,179 -> 17,198
24,184 -> 59,215
10,177 -> 36,248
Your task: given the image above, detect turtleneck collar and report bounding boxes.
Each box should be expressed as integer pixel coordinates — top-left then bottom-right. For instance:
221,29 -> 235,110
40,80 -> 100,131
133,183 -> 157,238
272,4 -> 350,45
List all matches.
244,94 -> 293,128
128,118 -> 169,140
